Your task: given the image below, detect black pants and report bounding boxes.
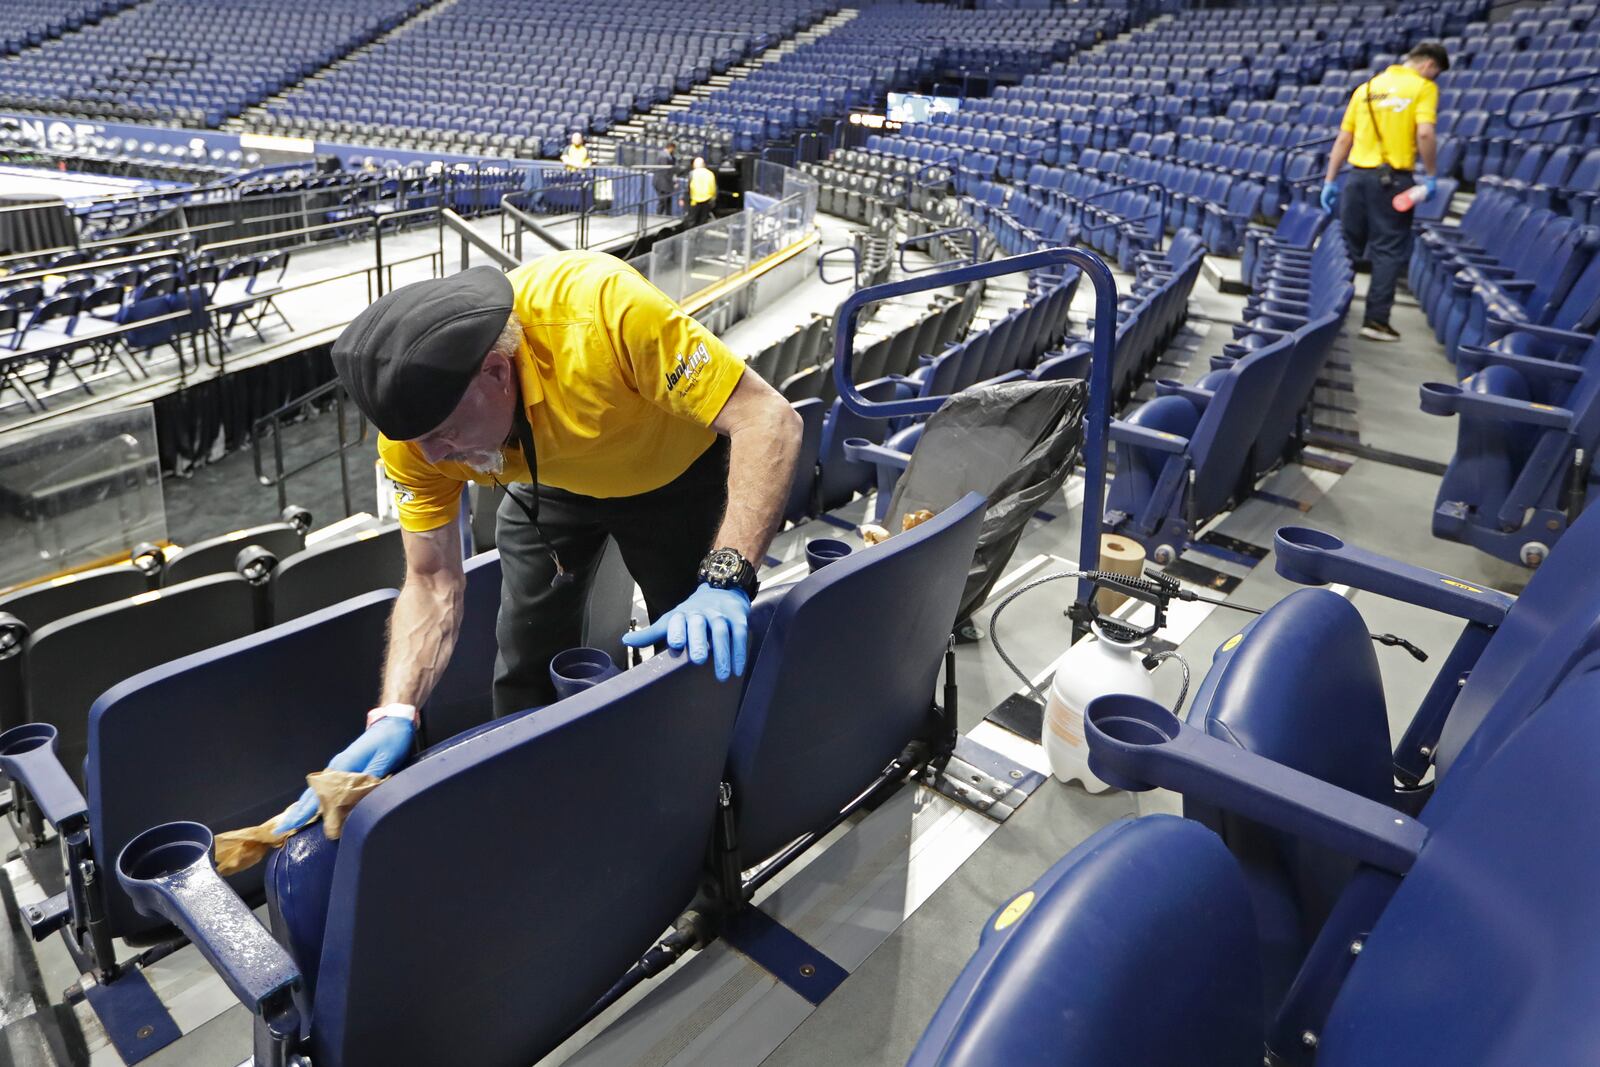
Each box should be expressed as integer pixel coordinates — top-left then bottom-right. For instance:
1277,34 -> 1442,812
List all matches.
1340,166 -> 1414,327
493,437 -> 729,715
656,189 -> 673,215
686,200 -> 713,228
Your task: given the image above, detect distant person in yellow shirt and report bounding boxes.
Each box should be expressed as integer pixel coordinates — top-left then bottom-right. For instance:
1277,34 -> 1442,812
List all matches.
560,132 -> 591,170
1321,41 -> 1448,343
687,156 -> 717,228
272,255 -> 803,832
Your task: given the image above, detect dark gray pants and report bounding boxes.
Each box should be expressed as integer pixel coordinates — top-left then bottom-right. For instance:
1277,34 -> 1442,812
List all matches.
492,437 -> 729,715
1341,166 -> 1415,327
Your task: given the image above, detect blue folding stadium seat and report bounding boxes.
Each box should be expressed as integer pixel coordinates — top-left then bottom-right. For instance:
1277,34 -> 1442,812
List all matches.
1423,325 -> 1600,565
1103,335 -> 1294,561
907,816 -> 1262,1067
1067,658 -> 1600,1066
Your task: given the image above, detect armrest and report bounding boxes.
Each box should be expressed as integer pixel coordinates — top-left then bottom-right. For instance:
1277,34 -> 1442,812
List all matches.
1273,525 -> 1515,626
1419,381 -> 1574,430
1110,419 -> 1191,454
1232,321 -> 1297,341
1153,379 -> 1214,409
1085,694 -> 1426,874
1457,345 -> 1585,381
0,724 -> 87,831
842,438 -> 910,470
1484,317 -> 1594,348
118,822 -> 304,1019
1456,264 -> 1520,282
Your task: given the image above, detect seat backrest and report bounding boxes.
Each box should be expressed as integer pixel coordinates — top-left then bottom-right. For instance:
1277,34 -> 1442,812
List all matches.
783,398 -> 825,523
817,376 -> 904,510
1190,588 -> 1393,1008
308,650 -> 744,1067
1319,665 -> 1600,1064
272,526 -> 406,624
418,551 -> 501,746
26,573 -> 259,787
907,816 -> 1262,1067
1187,336 -> 1293,515
1434,495 -> 1600,781
1250,308 -> 1346,476
0,563 -> 151,634
87,590 -> 397,938
162,522 -> 304,587
726,492 -> 986,862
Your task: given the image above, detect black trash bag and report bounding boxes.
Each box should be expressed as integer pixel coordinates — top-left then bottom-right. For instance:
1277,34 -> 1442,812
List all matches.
882,378 -> 1087,625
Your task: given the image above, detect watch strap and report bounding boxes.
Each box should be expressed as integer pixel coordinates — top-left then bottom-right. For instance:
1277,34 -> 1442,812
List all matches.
366,703 -> 419,729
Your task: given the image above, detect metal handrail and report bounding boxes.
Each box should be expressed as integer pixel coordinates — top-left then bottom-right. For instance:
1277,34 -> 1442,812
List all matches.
1282,133 -> 1336,176
1073,178 -> 1168,248
443,209 -> 518,270
498,197 -> 571,258
1504,68 -> 1600,132
818,245 -> 860,286
252,379 -> 368,516
898,226 -> 977,273
830,246 -> 1119,619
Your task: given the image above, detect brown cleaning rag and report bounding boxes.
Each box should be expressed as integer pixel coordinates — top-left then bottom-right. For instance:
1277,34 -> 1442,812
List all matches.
213,770 -> 385,876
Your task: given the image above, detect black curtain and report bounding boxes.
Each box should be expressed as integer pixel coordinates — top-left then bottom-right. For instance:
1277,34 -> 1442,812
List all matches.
153,343 -> 337,476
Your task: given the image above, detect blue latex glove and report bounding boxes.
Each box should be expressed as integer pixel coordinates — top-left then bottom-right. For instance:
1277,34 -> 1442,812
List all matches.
622,582 -> 750,681
1319,181 -> 1339,215
1422,176 -> 1438,201
273,717 -> 415,834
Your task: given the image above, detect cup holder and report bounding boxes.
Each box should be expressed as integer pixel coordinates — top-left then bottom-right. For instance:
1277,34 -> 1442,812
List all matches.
805,538 -> 852,572
1084,694 -> 1181,793
1419,381 -> 1463,416
0,723 -> 55,758
1276,526 -> 1345,553
549,647 -> 621,700
118,821 -> 214,884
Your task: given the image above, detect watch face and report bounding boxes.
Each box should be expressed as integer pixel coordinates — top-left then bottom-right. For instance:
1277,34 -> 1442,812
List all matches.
702,548 -> 746,587
707,553 -> 737,582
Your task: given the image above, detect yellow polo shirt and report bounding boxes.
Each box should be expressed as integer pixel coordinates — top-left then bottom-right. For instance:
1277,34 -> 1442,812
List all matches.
1341,65 -> 1438,171
689,168 -> 717,205
378,251 -> 745,532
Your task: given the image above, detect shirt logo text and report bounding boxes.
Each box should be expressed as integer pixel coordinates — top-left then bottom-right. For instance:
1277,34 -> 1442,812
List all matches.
665,341 -> 711,394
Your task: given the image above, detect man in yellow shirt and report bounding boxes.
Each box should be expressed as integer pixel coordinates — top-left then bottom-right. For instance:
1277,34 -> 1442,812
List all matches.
1320,42 -> 1448,342
273,254 -> 802,832
687,156 -> 717,228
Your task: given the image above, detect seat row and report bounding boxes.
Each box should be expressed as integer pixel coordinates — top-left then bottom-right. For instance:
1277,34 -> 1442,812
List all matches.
1105,224 -> 1352,563
5,487 -> 991,1066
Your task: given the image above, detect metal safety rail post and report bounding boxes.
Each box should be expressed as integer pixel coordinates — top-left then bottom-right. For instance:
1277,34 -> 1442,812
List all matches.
831,246 -> 1118,629
817,245 -> 861,285
1504,70 -> 1600,133
252,379 -> 368,517
897,226 -> 977,273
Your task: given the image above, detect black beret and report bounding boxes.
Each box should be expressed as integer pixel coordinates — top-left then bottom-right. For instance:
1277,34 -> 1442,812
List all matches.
331,266 -> 515,440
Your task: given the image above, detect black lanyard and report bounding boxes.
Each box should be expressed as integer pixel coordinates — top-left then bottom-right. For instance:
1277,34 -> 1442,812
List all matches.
493,407 -> 574,587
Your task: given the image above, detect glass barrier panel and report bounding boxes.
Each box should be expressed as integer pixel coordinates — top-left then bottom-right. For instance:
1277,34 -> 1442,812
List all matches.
0,404 -> 165,590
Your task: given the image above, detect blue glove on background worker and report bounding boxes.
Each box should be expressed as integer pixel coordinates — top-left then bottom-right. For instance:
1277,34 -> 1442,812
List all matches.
623,582 -> 750,681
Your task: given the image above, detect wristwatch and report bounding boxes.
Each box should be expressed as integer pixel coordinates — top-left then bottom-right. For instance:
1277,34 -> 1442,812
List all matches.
698,547 -> 759,599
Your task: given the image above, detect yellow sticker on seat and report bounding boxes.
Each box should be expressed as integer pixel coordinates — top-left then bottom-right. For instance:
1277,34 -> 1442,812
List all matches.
1222,634 -> 1243,652
994,891 -> 1035,931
